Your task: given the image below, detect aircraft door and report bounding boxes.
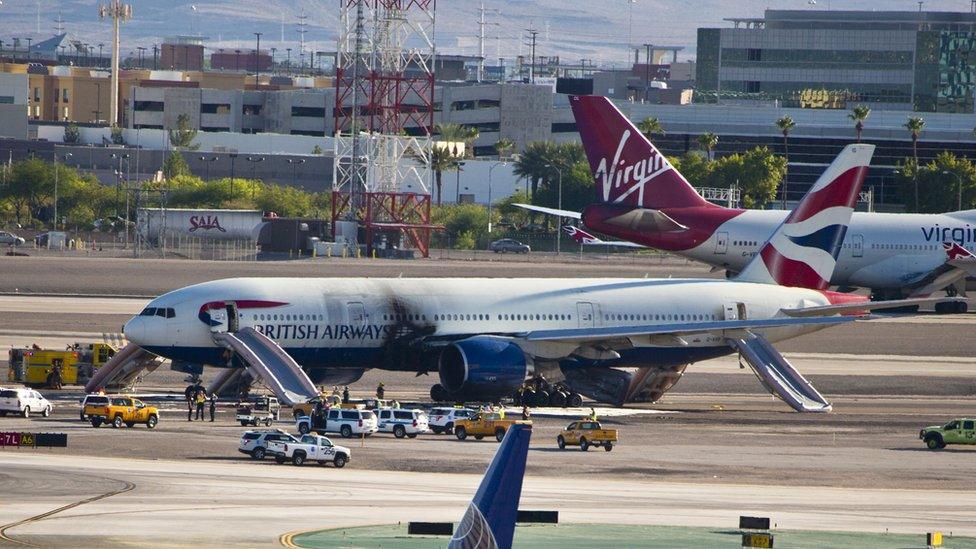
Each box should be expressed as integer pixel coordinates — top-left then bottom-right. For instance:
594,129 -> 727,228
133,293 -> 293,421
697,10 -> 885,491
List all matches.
576,302 -> 595,328
724,302 -> 746,321
851,234 -> 864,258
346,302 -> 366,327
225,302 -> 240,333
714,232 -> 728,255
208,307 -> 227,333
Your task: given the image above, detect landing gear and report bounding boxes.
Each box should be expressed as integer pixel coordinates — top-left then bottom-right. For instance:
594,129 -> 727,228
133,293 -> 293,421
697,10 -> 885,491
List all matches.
430,383 -> 451,403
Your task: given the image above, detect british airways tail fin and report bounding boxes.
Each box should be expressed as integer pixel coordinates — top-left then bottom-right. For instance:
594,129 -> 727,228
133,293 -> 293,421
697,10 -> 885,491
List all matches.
448,423 -> 532,549
736,144 -> 874,290
570,95 -> 712,210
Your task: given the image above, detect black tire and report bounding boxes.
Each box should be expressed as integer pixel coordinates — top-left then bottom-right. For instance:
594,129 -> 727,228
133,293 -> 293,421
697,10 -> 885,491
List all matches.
333,454 -> 347,468
298,422 -> 311,435
240,420 -> 248,426
292,452 -> 306,466
495,428 -> 506,442
394,425 -> 406,439
91,417 -> 103,428
455,426 -> 468,440
274,455 -> 285,464
265,418 -> 273,427
431,427 -> 442,435
251,447 -> 267,460
22,407 -> 29,419
42,406 -> 51,418
557,435 -> 566,450
474,435 -> 484,440
925,435 -> 944,450
340,425 -> 352,438
580,437 -> 589,451
535,390 -> 550,407
568,393 -> 583,407
113,415 -> 124,428
522,390 -> 537,407
147,415 -> 158,429
549,391 -> 567,408
445,422 -> 454,434
604,442 -> 613,452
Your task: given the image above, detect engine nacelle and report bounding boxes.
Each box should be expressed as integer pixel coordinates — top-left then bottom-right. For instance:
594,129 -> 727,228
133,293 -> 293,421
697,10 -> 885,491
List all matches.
439,336 -> 530,401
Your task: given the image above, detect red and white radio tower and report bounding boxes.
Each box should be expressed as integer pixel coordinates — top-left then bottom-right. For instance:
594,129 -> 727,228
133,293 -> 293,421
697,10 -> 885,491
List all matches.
332,0 -> 437,257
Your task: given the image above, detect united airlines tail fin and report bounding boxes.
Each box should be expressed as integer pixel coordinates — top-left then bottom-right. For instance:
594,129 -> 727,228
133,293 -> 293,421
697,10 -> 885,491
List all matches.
736,144 -> 875,289
569,95 -> 712,209
448,423 -> 532,549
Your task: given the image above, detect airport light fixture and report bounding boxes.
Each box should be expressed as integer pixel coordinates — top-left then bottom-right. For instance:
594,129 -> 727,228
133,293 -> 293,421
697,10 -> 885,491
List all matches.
286,158 -> 306,187
53,152 -> 72,230
544,162 -> 563,254
487,161 -> 507,233
942,170 -> 963,211
454,161 -> 466,203
245,156 -> 265,198
198,155 -> 218,181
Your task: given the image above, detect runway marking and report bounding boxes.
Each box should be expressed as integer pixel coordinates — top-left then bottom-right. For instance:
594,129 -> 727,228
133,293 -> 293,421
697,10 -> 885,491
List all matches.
0,479 -> 136,547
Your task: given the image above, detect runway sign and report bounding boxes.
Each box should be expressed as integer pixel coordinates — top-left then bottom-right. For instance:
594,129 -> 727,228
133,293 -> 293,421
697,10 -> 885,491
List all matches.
517,510 -> 559,524
0,432 -> 67,448
928,531 -> 943,547
742,532 -> 774,548
408,522 -> 453,536
739,516 -> 771,530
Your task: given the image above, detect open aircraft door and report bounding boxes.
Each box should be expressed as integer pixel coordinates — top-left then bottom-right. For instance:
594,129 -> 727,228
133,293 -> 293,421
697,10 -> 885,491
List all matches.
225,302 -> 240,333
346,302 -> 366,326
724,302 -> 747,321
208,307 -> 227,334
851,234 -> 864,258
714,231 -> 728,255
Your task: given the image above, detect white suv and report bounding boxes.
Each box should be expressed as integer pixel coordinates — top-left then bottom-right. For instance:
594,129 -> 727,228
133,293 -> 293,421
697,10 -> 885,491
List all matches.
0,388 -> 53,418
297,408 -> 378,438
376,408 -> 429,438
238,429 -> 300,460
428,407 -> 476,435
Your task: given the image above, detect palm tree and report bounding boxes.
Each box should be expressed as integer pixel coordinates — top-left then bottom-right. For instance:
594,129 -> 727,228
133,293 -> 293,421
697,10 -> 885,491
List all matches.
437,123 -> 480,157
698,132 -> 718,160
775,115 -> 796,208
637,117 -> 665,139
494,138 -> 515,160
430,145 -> 459,206
513,141 -> 558,200
848,105 -> 871,143
905,116 -> 925,211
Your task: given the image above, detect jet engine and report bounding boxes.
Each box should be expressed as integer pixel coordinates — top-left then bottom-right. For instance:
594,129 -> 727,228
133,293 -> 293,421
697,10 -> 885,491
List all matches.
438,336 -> 531,401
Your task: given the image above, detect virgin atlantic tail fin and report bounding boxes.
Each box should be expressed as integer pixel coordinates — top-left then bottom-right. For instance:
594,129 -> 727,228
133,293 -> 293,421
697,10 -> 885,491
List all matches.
448,423 -> 531,549
736,144 -> 875,290
570,95 -> 712,210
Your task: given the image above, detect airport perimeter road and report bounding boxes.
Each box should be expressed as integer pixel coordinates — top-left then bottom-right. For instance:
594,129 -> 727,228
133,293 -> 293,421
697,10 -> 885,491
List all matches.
0,254 -> 715,296
0,453 -> 973,547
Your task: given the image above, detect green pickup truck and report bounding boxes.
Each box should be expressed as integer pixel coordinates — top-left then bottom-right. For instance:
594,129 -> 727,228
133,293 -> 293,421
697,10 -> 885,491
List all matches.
919,418 -> 976,449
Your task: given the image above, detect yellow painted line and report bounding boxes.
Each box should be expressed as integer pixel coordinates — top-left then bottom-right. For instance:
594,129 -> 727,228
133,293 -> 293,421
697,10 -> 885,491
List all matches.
279,523 -> 392,548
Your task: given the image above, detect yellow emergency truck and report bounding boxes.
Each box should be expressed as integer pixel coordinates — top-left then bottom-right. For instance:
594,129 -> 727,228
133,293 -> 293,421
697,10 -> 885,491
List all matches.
7,343 -> 116,387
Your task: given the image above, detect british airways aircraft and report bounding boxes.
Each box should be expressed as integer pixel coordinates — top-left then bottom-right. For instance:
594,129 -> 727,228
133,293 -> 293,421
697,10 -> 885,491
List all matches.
562,225 -> 645,248
520,96 -> 976,310
113,143 -> 953,410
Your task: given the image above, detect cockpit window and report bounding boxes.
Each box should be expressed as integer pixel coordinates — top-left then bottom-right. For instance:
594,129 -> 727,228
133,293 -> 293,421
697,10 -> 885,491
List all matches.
141,307 -> 174,318
140,307 -> 157,316
166,308 -> 175,318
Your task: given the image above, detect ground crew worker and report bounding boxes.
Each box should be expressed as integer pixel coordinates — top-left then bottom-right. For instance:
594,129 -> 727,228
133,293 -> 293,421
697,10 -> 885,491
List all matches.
209,393 -> 217,422
588,407 -> 598,421
331,385 -> 341,400
497,406 -> 505,419
342,386 -> 350,404
195,390 -> 206,420
187,393 -> 194,421
521,406 -> 531,421
376,382 -> 385,400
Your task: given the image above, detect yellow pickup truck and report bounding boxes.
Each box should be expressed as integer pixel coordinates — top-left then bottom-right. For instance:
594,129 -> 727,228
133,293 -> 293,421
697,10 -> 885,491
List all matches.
454,412 -> 532,442
557,420 -> 617,451
85,395 -> 159,429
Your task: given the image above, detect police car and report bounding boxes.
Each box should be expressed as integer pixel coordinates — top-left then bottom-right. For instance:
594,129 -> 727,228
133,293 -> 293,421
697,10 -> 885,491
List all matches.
267,434 -> 351,467
428,407 -> 476,435
238,429 -> 299,460
376,408 -> 429,438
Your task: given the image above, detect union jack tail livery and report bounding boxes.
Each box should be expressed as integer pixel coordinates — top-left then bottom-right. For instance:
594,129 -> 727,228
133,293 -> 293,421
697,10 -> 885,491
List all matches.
736,144 -> 875,289
563,225 -> 599,244
569,95 -> 712,210
944,241 -> 975,261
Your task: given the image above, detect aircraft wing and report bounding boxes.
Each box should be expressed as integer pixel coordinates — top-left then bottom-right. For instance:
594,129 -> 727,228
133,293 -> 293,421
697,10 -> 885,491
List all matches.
578,239 -> 647,249
906,243 -> 976,297
780,297 -> 967,317
522,316 -> 857,343
513,203 -> 582,219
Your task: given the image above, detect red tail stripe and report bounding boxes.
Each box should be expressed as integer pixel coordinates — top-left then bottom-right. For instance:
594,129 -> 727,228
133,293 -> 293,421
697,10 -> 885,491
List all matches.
788,166 -> 867,223
760,246 -> 829,290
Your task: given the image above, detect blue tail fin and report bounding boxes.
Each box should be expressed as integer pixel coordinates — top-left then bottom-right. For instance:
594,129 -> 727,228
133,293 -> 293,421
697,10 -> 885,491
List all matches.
449,423 -> 532,549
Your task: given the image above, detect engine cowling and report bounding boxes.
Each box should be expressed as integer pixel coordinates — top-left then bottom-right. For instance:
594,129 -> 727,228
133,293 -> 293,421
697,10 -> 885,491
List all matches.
438,336 -> 530,401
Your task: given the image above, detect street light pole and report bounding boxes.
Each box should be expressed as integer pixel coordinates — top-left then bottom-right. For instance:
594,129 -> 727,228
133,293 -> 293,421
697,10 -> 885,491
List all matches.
545,162 -> 563,255
53,152 -> 72,230
245,156 -> 265,199
487,161 -> 507,233
942,170 -> 963,211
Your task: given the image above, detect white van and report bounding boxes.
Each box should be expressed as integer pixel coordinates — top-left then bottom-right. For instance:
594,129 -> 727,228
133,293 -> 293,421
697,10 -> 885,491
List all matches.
376,408 -> 429,438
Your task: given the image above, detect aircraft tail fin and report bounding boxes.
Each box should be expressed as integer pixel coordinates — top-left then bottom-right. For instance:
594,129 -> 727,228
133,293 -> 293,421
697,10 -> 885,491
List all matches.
448,423 -> 532,549
563,225 -> 600,245
570,95 -> 712,209
736,144 -> 875,289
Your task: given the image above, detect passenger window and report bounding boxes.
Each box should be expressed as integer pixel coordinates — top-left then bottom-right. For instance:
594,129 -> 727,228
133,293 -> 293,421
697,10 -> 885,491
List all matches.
328,410 -> 339,419
342,411 -> 357,420
965,421 -> 974,430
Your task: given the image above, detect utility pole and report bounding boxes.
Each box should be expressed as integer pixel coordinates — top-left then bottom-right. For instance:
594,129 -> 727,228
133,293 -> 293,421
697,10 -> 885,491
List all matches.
253,32 -> 262,87
152,43 -> 158,69
297,9 -> 308,67
643,43 -> 653,102
478,3 -> 486,82
525,29 -> 538,83
99,1 -> 132,127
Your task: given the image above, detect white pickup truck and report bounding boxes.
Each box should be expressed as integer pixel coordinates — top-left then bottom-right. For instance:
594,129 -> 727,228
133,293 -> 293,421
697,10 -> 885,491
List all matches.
266,434 -> 351,468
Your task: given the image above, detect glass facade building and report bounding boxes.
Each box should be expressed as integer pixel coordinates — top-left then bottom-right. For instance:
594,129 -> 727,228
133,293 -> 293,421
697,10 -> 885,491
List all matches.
696,10 -> 976,113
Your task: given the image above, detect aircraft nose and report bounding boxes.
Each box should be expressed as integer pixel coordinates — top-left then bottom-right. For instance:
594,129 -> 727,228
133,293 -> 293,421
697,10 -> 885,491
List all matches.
123,317 -> 146,346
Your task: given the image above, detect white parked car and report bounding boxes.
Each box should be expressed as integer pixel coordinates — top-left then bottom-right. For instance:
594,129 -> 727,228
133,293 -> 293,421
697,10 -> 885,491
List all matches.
297,408 -> 378,438
376,408 -> 429,438
238,429 -> 300,460
0,387 -> 53,418
267,434 -> 351,467
428,407 -> 477,435
0,231 -> 25,246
